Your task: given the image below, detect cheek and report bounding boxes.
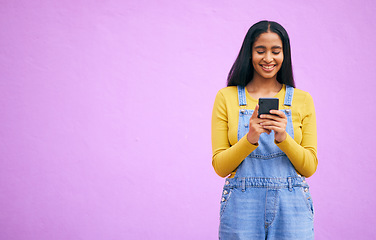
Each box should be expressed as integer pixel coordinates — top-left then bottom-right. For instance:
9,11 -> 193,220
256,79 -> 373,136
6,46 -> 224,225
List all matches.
251,59 -> 257,68
252,56 -> 262,66
279,55 -> 284,64
275,57 -> 284,69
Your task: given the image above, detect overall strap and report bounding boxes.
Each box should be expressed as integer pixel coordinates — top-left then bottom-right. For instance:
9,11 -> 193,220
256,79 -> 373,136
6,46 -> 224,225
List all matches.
237,86 -> 247,106
284,85 -> 294,106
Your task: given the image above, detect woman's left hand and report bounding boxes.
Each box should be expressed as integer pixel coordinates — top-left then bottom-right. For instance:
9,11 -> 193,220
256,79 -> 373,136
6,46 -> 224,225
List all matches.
259,110 -> 287,143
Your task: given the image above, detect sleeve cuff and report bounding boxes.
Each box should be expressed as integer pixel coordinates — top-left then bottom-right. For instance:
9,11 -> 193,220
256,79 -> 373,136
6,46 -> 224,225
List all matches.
240,134 -> 259,148
275,133 -> 295,150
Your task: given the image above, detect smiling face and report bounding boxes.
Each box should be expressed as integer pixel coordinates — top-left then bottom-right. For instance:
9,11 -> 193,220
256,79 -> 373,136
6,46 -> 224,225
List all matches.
251,31 -> 284,80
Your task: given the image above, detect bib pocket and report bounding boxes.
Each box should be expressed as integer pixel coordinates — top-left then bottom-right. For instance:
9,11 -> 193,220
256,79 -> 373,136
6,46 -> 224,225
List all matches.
238,109 -> 293,160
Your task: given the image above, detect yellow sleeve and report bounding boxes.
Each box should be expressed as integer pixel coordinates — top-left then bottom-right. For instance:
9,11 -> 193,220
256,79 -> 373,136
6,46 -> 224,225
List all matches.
276,93 -> 318,177
211,90 -> 258,178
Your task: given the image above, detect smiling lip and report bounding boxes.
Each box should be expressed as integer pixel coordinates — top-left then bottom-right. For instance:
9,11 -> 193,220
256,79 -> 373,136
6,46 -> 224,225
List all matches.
261,64 -> 276,72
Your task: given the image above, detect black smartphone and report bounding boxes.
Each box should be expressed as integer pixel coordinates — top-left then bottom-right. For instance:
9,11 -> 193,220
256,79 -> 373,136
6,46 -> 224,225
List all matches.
258,98 -> 279,118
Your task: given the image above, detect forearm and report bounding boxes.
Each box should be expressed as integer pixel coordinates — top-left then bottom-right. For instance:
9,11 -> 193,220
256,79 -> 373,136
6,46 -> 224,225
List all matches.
276,134 -> 318,177
212,135 -> 258,178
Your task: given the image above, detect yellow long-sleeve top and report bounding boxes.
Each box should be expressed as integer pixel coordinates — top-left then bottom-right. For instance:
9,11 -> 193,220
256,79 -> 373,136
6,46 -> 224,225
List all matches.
211,84 -> 318,178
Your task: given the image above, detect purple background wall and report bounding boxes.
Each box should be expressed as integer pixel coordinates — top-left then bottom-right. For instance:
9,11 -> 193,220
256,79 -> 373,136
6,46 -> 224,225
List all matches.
1,0 -> 375,239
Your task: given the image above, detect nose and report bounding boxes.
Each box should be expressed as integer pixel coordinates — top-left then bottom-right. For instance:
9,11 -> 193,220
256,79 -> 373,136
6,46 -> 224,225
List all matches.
263,52 -> 274,63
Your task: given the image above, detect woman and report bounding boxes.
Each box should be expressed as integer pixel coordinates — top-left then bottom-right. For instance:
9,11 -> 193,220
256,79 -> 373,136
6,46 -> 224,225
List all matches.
211,20 -> 317,239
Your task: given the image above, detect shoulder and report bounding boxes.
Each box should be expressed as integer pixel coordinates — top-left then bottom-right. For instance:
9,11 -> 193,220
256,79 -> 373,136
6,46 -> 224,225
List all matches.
214,86 -> 238,101
291,87 -> 315,115
292,87 -> 311,97
292,87 -> 314,104
217,86 -> 238,96
213,86 -> 239,110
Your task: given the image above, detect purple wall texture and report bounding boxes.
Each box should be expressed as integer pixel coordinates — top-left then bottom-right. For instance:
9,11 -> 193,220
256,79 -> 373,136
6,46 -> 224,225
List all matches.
1,0 -> 376,239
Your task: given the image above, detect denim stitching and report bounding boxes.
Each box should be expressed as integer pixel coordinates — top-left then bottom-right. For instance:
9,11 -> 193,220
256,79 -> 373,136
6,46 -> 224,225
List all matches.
300,187 -> 314,220
237,86 -> 247,106
264,188 -> 268,229
267,190 -> 279,230
284,85 -> 294,106
219,189 -> 233,219
249,152 -> 287,159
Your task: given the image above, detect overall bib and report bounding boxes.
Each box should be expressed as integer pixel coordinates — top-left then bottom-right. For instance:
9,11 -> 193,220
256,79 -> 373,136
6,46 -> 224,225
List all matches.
219,86 -> 314,240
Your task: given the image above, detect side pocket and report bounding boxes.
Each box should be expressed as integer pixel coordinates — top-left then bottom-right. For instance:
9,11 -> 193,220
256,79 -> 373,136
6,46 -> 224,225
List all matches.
301,186 -> 314,219
219,188 -> 233,218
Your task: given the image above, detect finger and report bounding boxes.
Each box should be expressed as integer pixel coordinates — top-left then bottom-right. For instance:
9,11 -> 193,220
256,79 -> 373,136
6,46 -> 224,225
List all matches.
257,127 -> 271,135
250,104 -> 259,119
262,125 -> 284,133
259,114 -> 277,121
264,129 -> 271,134
260,120 -> 286,129
259,113 -> 286,121
260,119 -> 285,126
269,110 -> 286,118
261,122 -> 286,131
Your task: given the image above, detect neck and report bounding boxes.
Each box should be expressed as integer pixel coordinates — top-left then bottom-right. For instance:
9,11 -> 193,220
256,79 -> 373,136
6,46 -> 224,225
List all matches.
246,76 -> 282,93
245,72 -> 283,99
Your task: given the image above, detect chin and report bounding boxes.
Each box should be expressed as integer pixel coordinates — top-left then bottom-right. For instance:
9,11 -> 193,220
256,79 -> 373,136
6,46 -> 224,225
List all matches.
258,72 -> 278,80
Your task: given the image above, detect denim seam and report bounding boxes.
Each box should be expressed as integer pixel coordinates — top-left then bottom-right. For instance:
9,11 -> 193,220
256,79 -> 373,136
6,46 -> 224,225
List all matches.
224,177 -> 305,189
248,152 -> 287,159
284,85 -> 294,106
219,189 -> 233,219
228,185 -> 302,189
300,187 -> 314,220
237,86 -> 247,106
264,189 -> 268,229
229,176 -> 302,180
266,190 -> 279,230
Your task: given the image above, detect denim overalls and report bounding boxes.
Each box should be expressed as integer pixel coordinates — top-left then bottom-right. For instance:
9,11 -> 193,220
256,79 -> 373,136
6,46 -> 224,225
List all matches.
219,85 -> 314,240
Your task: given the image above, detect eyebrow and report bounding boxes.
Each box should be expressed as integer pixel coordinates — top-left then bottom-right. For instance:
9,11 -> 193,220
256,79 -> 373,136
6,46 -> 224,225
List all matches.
254,46 -> 282,49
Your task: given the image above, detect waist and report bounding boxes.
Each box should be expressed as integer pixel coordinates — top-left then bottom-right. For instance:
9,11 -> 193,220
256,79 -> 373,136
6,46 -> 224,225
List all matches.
227,170 -> 303,179
223,176 -> 307,189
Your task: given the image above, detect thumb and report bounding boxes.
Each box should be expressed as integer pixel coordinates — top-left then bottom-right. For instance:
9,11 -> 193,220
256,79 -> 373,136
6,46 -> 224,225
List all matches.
251,104 -> 259,119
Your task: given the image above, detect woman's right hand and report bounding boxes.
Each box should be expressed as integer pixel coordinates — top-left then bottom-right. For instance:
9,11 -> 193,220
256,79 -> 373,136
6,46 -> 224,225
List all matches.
247,105 -> 271,144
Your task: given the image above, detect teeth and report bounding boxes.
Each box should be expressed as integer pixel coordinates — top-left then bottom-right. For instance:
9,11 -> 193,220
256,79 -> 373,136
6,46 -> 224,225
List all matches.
262,65 -> 275,69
